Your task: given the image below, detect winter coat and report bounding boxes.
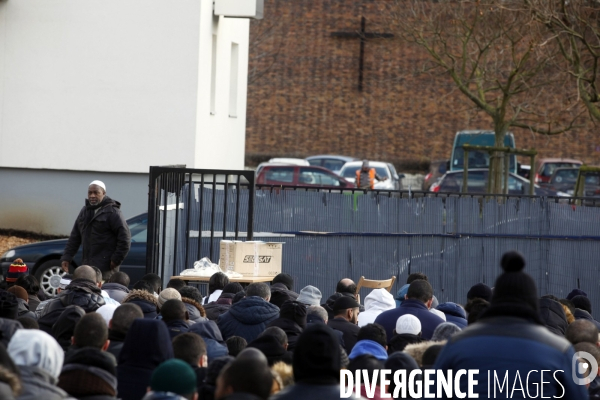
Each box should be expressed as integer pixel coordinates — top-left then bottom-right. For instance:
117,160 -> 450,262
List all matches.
101,283 -> 130,303
28,295 -> 41,313
17,365 -> 74,400
15,299 -> 35,320
117,319 -> 173,400
165,319 -> 189,340
403,340 -> 446,367
374,299 -> 445,342
181,298 -> 206,324
0,381 -> 15,400
436,302 -> 468,329
269,283 -> 299,309
574,308 -> 600,330
357,289 -> 396,328
217,296 -> 279,343
204,294 -> 234,321
61,196 -> 131,273
106,329 -> 126,361
327,317 -> 360,353
122,290 -> 159,319
142,392 -> 190,400
0,318 -> 22,347
271,383 -> 367,400
51,305 -> 86,352
387,333 -> 423,354
188,320 -> 229,362
267,318 -> 303,351
38,279 -> 105,334
433,316 -> 588,398
539,298 -> 569,336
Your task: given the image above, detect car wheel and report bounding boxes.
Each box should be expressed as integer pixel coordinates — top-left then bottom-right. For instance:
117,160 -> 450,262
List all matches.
34,259 -> 66,298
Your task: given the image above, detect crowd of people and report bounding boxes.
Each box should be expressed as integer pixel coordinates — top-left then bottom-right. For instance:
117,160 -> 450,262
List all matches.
0,251 -> 597,399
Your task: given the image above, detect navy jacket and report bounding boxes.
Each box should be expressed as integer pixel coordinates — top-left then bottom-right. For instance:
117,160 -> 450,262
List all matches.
188,320 -> 229,362
434,316 -> 588,399
165,319 -> 189,340
436,302 -> 468,329
374,298 -> 445,341
117,319 -> 173,400
217,296 -> 279,343
574,308 -> 600,330
539,298 -> 568,336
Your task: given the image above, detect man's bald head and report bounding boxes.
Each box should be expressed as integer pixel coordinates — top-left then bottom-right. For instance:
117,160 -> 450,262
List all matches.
236,347 -> 269,364
336,278 -> 357,295
566,319 -> 599,345
74,265 -> 97,282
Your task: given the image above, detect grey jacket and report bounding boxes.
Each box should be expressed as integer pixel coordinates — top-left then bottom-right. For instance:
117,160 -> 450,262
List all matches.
17,365 -> 75,400
102,283 -> 130,303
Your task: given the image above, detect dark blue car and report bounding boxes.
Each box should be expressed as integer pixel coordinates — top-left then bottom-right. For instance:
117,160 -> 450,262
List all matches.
0,213 -> 148,297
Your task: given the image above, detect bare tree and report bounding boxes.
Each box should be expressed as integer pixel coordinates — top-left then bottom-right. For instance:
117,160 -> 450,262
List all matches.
383,0 -> 584,193
528,0 -> 600,122
248,17 -> 289,85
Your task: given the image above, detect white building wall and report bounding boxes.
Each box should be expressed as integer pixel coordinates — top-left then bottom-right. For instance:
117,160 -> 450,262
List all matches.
0,0 -> 249,173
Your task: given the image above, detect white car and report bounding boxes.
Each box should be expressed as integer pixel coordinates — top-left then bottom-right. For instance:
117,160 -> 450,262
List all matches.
339,161 -> 402,190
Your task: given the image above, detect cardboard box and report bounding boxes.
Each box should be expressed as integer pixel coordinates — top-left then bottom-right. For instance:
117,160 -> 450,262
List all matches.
219,241 -> 283,277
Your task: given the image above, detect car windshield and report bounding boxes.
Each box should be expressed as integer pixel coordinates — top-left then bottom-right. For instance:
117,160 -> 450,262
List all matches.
552,169 -> 579,183
542,163 -> 581,177
128,216 -> 147,243
341,165 -> 389,179
264,167 -> 294,183
452,134 -> 516,171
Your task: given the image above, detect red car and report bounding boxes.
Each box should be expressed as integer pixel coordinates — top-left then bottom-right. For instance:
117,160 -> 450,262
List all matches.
533,158 -> 583,185
256,165 -> 355,188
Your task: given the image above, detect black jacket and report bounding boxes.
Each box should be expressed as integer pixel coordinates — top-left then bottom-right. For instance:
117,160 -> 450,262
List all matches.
204,294 -> 234,321
107,329 -> 126,360
574,308 -> 600,330
217,296 -> 280,343
539,298 -> 568,336
267,318 -> 303,351
327,317 -> 360,353
61,196 -> 131,272
38,279 -> 105,333
269,283 -> 299,309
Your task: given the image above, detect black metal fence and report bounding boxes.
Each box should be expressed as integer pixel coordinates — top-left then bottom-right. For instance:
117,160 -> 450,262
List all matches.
146,167 -> 254,287
147,168 -> 600,316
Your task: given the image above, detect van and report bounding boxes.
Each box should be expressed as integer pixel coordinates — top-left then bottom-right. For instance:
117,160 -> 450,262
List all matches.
450,130 -> 517,174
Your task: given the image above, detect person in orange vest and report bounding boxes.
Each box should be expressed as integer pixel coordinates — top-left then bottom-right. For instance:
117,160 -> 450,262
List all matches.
355,160 -> 387,190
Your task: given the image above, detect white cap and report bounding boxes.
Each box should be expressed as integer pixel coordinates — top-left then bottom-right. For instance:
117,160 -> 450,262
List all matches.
89,180 -> 106,192
395,314 -> 422,335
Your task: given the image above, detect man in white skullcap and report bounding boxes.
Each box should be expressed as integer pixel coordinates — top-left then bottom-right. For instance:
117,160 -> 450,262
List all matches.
61,180 -> 131,281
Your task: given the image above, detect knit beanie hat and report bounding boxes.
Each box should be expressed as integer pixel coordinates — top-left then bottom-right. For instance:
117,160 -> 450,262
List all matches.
150,359 -> 198,396
567,289 -> 588,301
7,286 -> 28,302
6,259 -> 28,284
273,273 -> 294,291
467,283 -> 493,302
280,300 -> 307,328
222,282 -> 244,295
0,290 -> 19,320
59,348 -> 117,397
297,285 -> 322,306
572,295 -> 592,314
158,288 -> 182,307
293,324 -> 340,384
431,322 -> 461,342
490,251 -> 538,312
395,314 -> 421,335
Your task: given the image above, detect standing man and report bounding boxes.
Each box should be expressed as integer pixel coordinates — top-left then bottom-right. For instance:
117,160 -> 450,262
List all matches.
355,160 -> 387,190
61,180 -> 131,281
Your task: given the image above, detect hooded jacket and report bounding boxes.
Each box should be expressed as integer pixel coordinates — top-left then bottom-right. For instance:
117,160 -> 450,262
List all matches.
573,308 -> 600,330
51,305 -> 86,352
38,279 -> 105,334
122,290 -> 159,319
539,298 -> 569,336
101,283 -> 130,303
0,318 -> 22,348
269,283 -> 299,309
374,299 -> 445,342
165,319 -> 190,340
204,293 -> 235,321
217,296 -> 280,343
17,366 -> 74,400
188,320 -> 229,362
348,339 -> 388,361
181,298 -> 206,324
436,302 -> 468,329
357,289 -> 396,328
117,319 -> 173,400
61,196 -> 131,273
387,333 -> 423,354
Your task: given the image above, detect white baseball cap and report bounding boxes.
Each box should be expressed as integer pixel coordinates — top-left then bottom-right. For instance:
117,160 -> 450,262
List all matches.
89,180 -> 106,192
395,314 -> 422,335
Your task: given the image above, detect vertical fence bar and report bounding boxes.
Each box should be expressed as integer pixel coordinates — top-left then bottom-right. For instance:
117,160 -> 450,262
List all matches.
196,174 -> 205,261
248,172 -> 255,240
160,172 -> 170,279
172,173 -> 181,276
184,172 -> 193,271
223,175 -> 229,240
210,175 -> 217,260
234,175 -> 241,240
146,167 -> 159,274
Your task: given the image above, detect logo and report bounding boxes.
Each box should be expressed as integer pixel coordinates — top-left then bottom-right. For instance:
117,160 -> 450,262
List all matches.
242,255 -> 272,263
572,351 -> 598,385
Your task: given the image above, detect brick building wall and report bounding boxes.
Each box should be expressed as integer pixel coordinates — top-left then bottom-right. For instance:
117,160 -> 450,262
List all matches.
245,0 -> 600,171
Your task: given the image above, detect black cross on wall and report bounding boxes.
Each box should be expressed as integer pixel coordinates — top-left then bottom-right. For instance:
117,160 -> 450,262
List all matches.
331,17 -> 394,91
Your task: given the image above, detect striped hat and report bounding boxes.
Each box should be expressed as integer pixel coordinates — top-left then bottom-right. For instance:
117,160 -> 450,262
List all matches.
6,259 -> 28,283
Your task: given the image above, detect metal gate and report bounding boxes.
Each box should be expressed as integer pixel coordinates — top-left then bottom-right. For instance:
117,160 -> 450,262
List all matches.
146,167 -> 255,286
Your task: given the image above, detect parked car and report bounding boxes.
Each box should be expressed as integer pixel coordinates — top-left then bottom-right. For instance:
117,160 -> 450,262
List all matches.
422,160 -> 448,191
533,158 -> 583,185
0,213 -> 149,297
305,155 -> 358,175
339,161 -> 403,190
430,169 -> 558,196
256,165 -> 355,188
256,158 -> 310,175
450,130 -> 517,174
547,167 -> 581,195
